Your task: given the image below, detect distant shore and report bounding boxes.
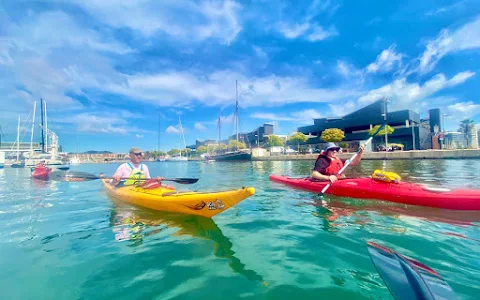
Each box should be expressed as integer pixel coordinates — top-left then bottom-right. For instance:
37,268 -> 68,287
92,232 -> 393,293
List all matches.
187,149 -> 480,161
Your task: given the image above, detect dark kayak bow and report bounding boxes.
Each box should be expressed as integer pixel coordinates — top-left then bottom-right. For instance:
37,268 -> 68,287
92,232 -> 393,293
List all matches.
367,241 -> 456,300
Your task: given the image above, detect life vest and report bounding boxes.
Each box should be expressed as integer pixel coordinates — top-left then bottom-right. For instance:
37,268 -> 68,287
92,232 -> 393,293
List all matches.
124,162 -> 146,185
319,153 -> 344,175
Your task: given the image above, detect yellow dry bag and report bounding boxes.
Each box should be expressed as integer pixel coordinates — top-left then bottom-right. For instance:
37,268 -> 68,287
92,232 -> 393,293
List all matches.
372,170 -> 401,183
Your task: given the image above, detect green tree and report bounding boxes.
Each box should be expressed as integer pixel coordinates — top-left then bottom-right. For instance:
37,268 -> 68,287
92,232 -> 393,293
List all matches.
458,119 -> 475,147
196,145 -> 208,154
228,140 -> 246,150
321,128 -> 345,142
289,132 -> 308,152
369,125 -> 394,146
167,149 -> 180,156
266,135 -> 285,147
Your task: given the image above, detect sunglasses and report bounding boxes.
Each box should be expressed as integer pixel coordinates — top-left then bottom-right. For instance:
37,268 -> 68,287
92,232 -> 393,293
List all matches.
132,152 -> 143,156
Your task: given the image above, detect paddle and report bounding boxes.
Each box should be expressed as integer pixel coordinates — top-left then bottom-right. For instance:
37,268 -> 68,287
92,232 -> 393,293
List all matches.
49,171 -> 199,184
367,241 -> 456,300
320,123 -> 387,195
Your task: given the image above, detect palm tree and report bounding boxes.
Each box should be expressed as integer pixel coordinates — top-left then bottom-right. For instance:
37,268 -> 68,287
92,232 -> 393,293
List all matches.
458,119 -> 475,147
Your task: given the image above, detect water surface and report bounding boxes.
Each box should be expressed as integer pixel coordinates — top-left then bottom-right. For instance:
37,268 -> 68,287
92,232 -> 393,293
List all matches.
0,160 -> 479,299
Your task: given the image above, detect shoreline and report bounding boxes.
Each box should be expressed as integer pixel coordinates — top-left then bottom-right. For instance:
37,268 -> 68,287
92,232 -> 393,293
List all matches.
187,149 -> 480,161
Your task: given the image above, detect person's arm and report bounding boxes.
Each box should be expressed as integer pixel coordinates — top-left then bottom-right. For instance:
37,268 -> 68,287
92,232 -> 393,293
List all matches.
112,164 -> 126,183
348,144 -> 365,166
143,165 -> 151,179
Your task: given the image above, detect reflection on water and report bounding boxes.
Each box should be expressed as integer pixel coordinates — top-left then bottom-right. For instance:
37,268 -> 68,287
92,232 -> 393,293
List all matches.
109,199 -> 266,283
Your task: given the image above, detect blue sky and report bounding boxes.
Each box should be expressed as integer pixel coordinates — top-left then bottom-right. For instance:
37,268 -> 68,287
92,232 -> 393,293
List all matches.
1,0 -> 479,153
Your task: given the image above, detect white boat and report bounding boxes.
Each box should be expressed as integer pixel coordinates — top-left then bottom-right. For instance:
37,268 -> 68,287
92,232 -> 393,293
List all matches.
169,156 -> 188,161
0,152 -> 5,169
69,157 -> 81,164
169,116 -> 189,162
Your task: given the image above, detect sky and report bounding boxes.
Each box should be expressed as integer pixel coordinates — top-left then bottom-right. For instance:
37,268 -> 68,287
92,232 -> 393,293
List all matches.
1,0 -> 479,153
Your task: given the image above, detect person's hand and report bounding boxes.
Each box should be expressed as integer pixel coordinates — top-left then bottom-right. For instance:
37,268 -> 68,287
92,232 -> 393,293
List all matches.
328,175 -> 338,183
359,144 -> 365,153
156,176 -> 164,181
113,175 -> 121,182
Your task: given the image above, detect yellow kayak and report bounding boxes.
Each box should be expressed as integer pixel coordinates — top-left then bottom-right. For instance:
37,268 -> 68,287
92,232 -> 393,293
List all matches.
101,179 -> 255,218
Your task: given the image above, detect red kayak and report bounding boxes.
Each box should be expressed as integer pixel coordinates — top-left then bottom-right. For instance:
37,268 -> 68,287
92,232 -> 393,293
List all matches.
32,166 -> 52,180
269,174 -> 480,211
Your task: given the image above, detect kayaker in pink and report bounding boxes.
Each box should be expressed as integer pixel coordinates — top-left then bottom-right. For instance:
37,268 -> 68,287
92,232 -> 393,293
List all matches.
112,147 -> 162,186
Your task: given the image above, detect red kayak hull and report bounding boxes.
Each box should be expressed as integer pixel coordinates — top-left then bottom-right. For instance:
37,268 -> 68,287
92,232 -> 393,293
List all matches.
32,167 -> 52,180
269,175 -> 480,211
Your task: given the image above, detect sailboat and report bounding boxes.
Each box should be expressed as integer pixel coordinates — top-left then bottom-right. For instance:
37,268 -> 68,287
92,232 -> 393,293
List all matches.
24,99 -> 67,168
169,116 -> 189,162
211,80 -> 252,162
11,116 -> 25,168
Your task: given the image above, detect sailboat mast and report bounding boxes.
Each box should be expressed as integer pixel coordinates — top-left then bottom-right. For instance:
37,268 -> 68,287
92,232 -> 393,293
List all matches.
235,80 -> 239,151
157,114 -> 161,152
44,100 -> 48,153
29,101 -> 36,155
40,98 -> 45,153
218,114 -> 221,145
178,115 -> 187,155
16,116 -> 20,161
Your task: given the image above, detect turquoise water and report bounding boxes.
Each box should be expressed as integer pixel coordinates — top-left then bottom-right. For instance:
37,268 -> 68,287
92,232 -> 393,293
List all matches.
1,160 -> 479,299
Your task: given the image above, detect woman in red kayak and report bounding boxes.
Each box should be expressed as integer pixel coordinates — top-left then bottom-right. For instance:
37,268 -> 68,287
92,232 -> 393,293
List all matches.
311,142 -> 365,183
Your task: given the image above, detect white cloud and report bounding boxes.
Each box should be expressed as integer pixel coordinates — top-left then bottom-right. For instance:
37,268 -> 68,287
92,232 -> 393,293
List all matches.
135,134 -> 144,139
194,122 -> 207,131
277,22 -> 337,41
292,109 -> 323,121
218,113 -> 235,124
165,125 -> 180,134
71,0 -> 242,44
366,45 -> 404,73
104,70 -> 359,108
250,109 -> 323,124
278,22 -> 310,39
51,112 -> 153,135
250,112 -> 296,121
447,101 -> 480,119
358,71 -> 475,109
253,46 -> 267,59
419,17 -> 480,73
328,100 -> 357,116
425,1 -> 466,16
66,114 -> 128,134
307,26 -> 338,41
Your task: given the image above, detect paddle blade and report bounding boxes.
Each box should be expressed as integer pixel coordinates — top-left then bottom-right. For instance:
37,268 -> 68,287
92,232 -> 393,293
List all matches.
50,171 -> 100,182
367,241 -> 456,300
166,178 -> 199,184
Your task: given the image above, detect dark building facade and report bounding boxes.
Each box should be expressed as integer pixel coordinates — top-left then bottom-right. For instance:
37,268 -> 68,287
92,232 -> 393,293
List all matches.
235,123 -> 274,147
188,123 -> 274,150
297,100 -> 431,151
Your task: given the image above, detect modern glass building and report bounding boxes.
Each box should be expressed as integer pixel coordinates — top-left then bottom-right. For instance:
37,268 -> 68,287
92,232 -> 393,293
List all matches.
297,100 -> 431,151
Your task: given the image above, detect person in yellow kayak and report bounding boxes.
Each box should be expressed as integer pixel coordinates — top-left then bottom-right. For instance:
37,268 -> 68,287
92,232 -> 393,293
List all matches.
311,142 -> 365,183
112,147 -> 163,186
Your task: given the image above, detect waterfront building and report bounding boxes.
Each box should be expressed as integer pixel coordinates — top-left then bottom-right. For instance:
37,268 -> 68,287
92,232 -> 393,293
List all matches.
297,99 -> 432,151
470,125 -> 479,149
444,132 -> 466,149
189,123 -> 274,150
